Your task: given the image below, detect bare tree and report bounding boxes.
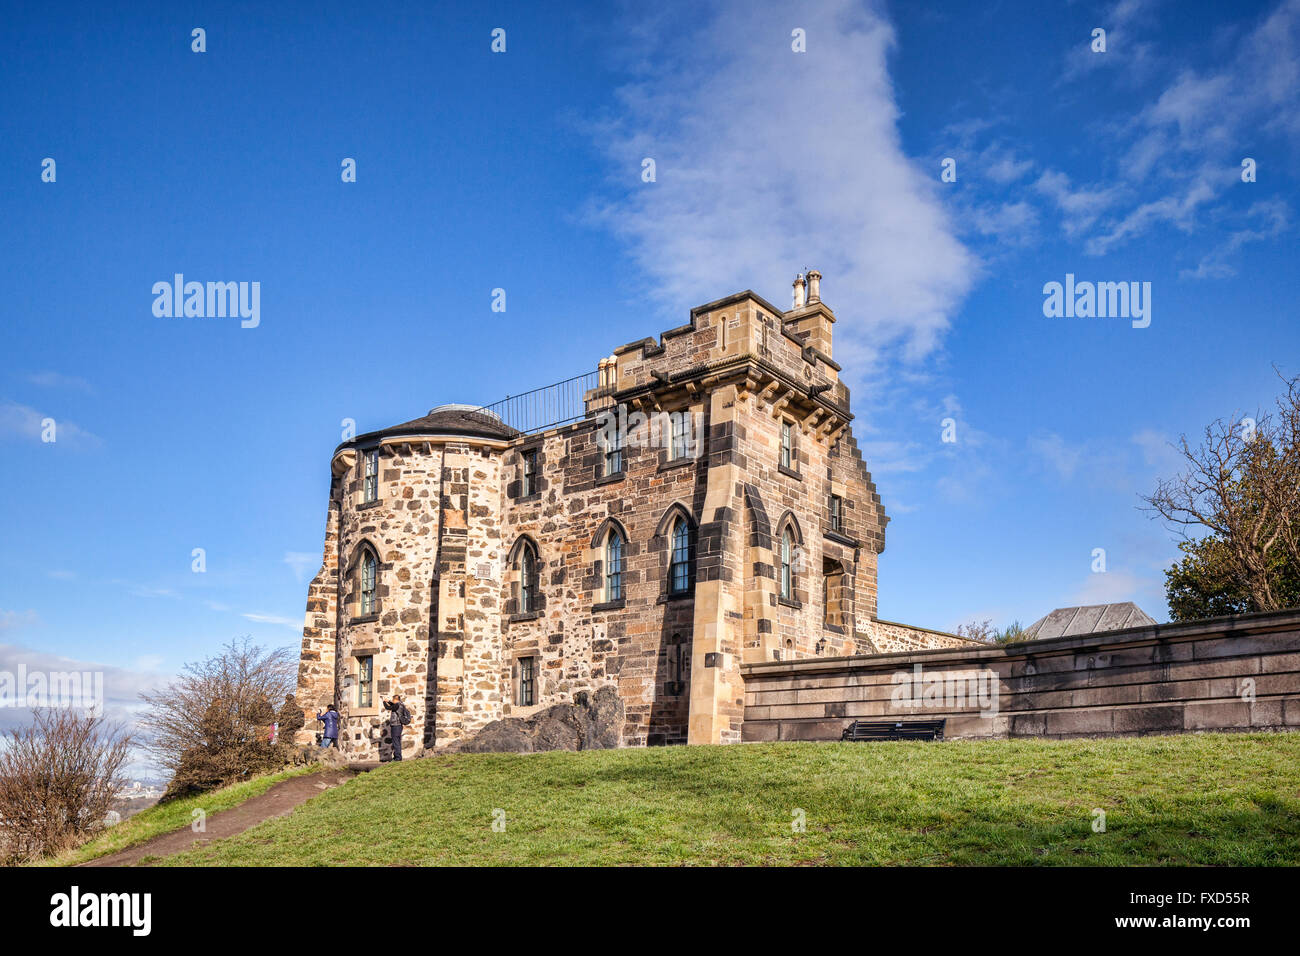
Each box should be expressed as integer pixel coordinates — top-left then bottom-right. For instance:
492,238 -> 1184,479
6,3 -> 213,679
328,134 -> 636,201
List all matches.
1144,369 -> 1300,612
137,638 -> 296,798
0,709 -> 132,862
956,619 -> 997,643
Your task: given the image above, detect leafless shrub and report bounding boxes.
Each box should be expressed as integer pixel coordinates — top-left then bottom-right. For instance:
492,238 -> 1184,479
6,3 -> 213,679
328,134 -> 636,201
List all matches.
956,619 -> 997,643
0,709 -> 132,863
137,638 -> 296,800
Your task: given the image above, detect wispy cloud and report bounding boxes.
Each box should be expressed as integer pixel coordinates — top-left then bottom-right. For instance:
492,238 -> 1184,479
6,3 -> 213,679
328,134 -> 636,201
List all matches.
1060,0 -> 1163,86
959,0 -> 1297,270
241,612 -> 301,630
0,400 -> 101,447
283,551 -> 319,582
25,371 -> 94,392
126,585 -> 179,599
1179,199 -> 1289,279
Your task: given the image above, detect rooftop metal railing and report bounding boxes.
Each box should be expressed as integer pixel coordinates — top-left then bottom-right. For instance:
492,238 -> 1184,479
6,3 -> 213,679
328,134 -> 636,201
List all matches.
467,370 -> 607,436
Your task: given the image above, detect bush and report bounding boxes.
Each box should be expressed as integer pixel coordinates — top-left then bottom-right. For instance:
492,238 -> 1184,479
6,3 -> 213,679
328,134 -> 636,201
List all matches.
0,709 -> 132,863
137,639 -> 297,801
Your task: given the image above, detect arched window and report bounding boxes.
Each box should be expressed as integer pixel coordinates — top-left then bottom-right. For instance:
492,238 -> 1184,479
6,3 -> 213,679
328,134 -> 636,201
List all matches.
519,541 -> 539,613
669,518 -> 692,594
361,551 -> 377,614
606,531 -> 624,602
780,528 -> 794,600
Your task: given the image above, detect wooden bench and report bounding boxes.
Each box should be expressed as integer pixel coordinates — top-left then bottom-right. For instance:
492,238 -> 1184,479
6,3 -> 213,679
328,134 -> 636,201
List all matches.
840,719 -> 946,742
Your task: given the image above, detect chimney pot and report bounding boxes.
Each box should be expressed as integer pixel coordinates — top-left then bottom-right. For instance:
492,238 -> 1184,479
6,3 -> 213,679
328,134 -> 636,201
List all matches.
807,270 -> 822,303
792,274 -> 806,309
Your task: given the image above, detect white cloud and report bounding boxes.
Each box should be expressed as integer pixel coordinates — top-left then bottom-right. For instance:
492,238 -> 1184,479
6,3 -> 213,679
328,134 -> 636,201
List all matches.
586,0 -> 976,369
0,642 -> 167,733
1131,428 -> 1179,469
241,612 -> 301,630
1084,170 -> 1220,256
952,0 -> 1298,267
283,551 -> 319,582
26,371 -> 94,392
1028,432 -> 1083,481
1179,199 -> 1289,279
127,585 -> 178,599
0,643 -> 171,776
1032,170 -> 1125,239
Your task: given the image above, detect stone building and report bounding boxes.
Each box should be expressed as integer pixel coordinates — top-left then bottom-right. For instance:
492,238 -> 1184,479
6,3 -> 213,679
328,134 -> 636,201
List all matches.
294,272 -> 972,758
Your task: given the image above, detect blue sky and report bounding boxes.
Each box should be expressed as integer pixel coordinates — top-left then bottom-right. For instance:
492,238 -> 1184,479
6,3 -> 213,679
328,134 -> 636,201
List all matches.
1,0 -> 1297,728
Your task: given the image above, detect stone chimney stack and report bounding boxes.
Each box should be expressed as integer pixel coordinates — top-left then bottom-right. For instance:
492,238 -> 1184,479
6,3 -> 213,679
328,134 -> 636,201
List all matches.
782,268 -> 834,360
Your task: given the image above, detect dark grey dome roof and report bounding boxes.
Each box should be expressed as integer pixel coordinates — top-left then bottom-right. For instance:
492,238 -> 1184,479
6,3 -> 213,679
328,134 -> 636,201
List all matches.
339,404 -> 519,452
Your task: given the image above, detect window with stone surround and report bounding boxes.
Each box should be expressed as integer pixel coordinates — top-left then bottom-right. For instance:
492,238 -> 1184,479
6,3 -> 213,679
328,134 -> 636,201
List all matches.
520,541 -> 540,613
357,654 -> 374,709
605,426 -> 624,476
362,448 -> 379,503
781,420 -> 794,470
775,511 -> 804,606
669,519 -> 692,594
829,494 -> 843,533
606,531 -> 624,602
521,447 -> 537,497
516,655 -> 536,707
670,410 -> 690,460
360,551 -> 377,615
780,528 -> 794,600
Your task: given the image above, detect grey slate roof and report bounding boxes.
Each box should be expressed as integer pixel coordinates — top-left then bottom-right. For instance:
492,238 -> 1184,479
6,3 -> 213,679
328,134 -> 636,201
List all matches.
340,404 -> 520,451
382,404 -> 519,441
1023,602 -> 1158,640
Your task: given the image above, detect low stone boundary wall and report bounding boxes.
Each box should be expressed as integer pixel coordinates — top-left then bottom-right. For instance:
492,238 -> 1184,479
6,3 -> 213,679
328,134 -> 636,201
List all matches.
855,618 -> 980,654
741,609 -> 1300,742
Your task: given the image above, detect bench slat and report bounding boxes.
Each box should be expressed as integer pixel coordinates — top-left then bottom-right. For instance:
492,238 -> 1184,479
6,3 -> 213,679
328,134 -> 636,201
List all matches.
840,719 -> 946,742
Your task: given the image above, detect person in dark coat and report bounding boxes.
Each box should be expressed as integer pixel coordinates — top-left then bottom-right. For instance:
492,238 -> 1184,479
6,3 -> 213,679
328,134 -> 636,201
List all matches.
315,703 -> 342,748
381,694 -> 411,761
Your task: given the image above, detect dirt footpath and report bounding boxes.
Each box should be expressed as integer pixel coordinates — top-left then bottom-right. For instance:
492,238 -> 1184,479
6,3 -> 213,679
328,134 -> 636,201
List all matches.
81,770 -> 361,867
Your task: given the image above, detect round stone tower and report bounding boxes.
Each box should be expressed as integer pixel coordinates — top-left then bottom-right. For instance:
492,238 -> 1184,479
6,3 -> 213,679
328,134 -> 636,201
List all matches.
295,404 -> 516,759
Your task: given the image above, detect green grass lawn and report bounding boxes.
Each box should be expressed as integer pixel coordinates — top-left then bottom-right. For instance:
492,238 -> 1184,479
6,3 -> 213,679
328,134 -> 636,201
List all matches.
38,764 -> 322,867
154,733 -> 1300,866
